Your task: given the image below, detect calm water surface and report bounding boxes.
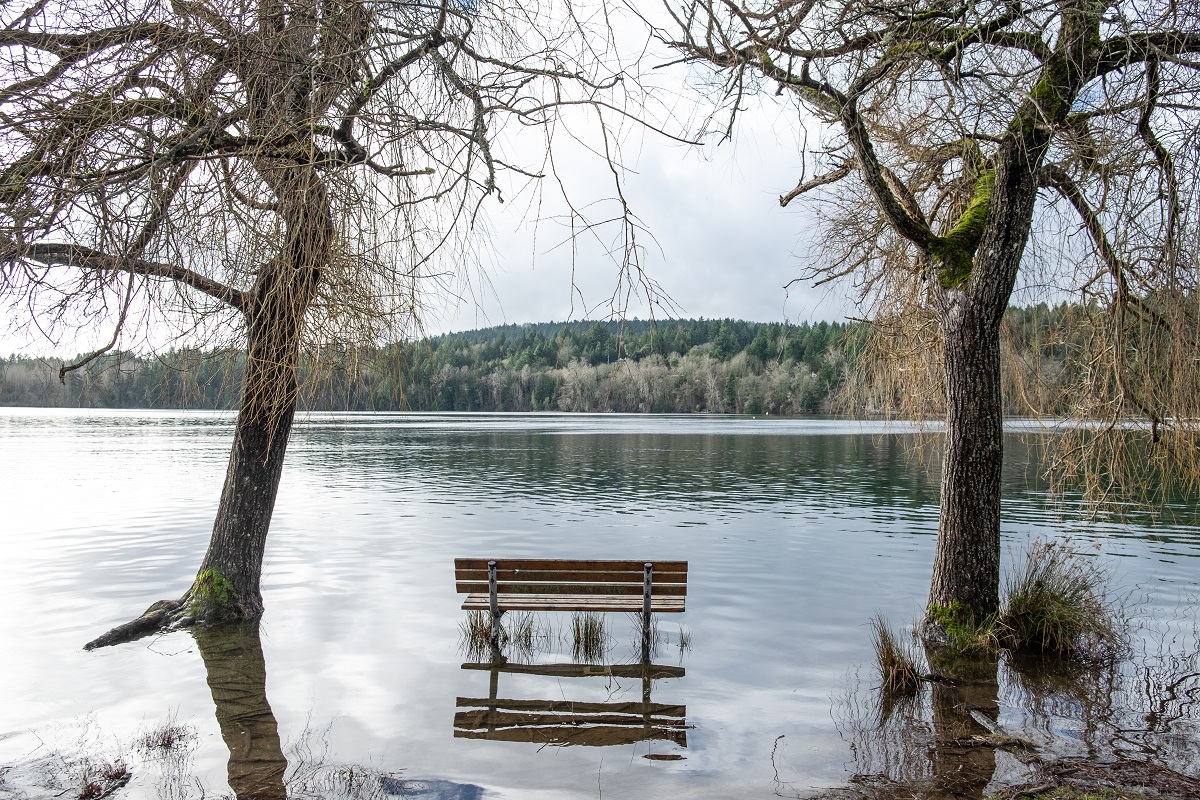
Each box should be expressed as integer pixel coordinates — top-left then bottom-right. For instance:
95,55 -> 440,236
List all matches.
1,409 -> 1198,799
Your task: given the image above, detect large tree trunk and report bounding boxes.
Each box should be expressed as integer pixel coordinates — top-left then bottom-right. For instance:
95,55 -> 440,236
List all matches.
84,177 -> 329,650
80,2 -> 341,651
83,305 -> 307,649
922,125 -> 1049,638
927,296 -> 1005,623
186,304 -> 303,621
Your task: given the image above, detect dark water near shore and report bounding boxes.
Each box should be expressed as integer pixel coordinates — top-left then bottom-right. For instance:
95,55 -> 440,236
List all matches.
1,409 -> 1198,799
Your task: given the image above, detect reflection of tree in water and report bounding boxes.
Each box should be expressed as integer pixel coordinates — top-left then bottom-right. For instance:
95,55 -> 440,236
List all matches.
821,652 -> 1004,800
193,623 -> 288,800
816,630 -> 1200,800
194,622 -> 485,800
926,653 -> 1001,800
1005,633 -> 1200,772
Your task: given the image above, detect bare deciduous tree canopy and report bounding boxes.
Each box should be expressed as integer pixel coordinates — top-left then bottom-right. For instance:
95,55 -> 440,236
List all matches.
655,0 -> 1200,630
0,0 -> 650,645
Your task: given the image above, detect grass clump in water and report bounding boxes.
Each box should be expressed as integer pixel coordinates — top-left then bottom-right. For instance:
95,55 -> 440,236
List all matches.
503,612 -> 549,660
458,611 -> 503,661
998,539 -> 1124,659
135,715 -> 193,754
677,625 -> 692,654
77,760 -> 130,800
870,614 -> 925,695
571,611 -> 609,662
926,539 -> 1125,660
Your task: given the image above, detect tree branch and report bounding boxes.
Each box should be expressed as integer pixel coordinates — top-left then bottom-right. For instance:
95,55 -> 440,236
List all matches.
5,242 -> 247,311
334,32 -> 447,161
1041,165 -> 1165,434
779,159 -> 855,206
1096,31 -> 1200,76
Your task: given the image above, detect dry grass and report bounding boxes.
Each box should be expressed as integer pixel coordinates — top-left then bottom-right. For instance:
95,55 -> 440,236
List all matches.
870,614 -> 925,695
503,612 -> 552,660
926,539 -> 1126,659
458,610 -> 501,661
76,760 -> 129,800
458,610 -> 554,661
135,716 -> 193,754
999,539 -> 1125,659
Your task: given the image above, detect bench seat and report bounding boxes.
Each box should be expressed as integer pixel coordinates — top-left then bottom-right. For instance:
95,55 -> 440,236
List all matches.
462,593 -> 687,613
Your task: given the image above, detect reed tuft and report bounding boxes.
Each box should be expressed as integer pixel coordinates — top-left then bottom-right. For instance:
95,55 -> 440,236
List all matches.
998,539 -> 1125,659
571,611 -> 609,662
871,614 -> 925,695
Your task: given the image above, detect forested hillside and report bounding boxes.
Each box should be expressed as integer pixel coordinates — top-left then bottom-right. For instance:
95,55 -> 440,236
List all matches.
1,307 -> 1083,415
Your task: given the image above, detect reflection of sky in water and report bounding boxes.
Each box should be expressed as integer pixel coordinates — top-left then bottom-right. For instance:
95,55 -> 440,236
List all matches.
1,409 -> 1197,799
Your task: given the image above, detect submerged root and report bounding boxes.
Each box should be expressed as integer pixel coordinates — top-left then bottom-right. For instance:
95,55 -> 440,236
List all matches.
84,573 -> 253,650
83,599 -> 187,650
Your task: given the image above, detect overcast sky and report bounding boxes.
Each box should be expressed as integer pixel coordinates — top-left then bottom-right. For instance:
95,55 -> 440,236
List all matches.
2,106 -> 856,357
426,127 -> 855,336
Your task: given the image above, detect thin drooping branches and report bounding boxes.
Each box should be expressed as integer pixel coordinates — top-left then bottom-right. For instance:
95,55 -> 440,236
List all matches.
0,0 -> 660,644
1,0 -> 650,359
659,0 -> 1200,506
657,0 -> 1200,626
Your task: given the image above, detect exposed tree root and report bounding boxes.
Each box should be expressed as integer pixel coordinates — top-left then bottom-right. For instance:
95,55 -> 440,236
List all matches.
84,599 -> 186,650
83,591 -> 252,650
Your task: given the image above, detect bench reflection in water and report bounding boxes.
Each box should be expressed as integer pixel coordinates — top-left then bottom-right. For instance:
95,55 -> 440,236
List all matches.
454,661 -> 688,748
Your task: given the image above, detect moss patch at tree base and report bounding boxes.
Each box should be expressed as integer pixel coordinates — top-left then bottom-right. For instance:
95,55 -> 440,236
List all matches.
188,567 -> 244,621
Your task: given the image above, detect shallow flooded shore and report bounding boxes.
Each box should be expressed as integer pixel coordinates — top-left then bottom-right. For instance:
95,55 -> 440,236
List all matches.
3,410 -> 1197,798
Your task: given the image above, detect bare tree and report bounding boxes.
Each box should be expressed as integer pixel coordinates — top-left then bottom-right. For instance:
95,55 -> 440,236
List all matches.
656,0 -> 1200,634
0,0 -> 650,646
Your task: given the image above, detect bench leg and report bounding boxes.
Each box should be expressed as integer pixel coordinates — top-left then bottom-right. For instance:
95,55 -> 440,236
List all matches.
489,612 -> 504,657
641,562 -> 653,663
488,560 -> 503,657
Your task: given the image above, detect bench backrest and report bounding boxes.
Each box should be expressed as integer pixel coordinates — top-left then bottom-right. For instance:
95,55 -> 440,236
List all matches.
454,558 -> 687,599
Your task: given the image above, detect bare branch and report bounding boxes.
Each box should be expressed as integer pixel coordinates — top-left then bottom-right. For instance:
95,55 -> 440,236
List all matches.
6,243 -> 248,311
779,159 -> 854,206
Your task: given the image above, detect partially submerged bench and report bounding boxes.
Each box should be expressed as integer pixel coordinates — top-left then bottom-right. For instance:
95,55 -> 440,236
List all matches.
454,558 -> 688,654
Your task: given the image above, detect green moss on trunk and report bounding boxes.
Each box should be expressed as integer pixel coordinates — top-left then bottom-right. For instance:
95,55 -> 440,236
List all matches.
190,568 -> 243,621
931,169 -> 995,287
928,601 -> 1000,652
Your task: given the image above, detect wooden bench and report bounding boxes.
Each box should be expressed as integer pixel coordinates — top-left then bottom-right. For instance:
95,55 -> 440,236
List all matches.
455,558 -> 687,614
454,558 -> 688,653
453,559 -> 691,752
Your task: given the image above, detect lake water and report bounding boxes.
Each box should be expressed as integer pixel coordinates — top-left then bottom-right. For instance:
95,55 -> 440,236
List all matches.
2,409 -> 1198,799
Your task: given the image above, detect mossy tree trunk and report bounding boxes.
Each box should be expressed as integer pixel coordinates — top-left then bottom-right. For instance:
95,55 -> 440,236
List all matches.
921,3 -> 1100,632
84,161 -> 332,650
185,303 -> 306,622
660,0 -> 1197,642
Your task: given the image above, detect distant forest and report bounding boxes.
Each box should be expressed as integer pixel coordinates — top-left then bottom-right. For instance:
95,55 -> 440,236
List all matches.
1,307 -> 1080,415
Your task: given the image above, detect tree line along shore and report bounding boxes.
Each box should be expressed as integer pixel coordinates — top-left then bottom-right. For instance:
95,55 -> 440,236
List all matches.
2,305 -> 1085,417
